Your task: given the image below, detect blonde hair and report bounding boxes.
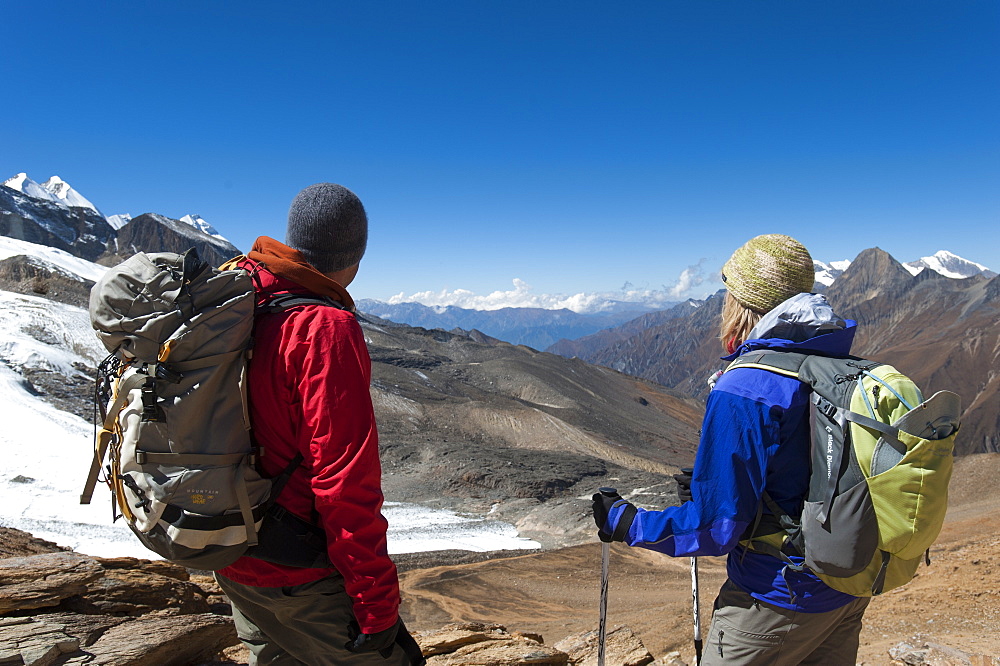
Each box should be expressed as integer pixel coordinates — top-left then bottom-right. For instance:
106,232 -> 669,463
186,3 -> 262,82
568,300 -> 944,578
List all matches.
720,291 -> 763,350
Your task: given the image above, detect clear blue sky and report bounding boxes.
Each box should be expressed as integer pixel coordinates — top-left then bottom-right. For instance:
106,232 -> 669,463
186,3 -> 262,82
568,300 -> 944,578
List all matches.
3,1 -> 997,308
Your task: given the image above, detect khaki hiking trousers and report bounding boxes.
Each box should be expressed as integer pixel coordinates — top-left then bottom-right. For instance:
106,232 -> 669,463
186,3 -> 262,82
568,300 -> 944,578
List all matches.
700,579 -> 870,666
216,573 -> 410,666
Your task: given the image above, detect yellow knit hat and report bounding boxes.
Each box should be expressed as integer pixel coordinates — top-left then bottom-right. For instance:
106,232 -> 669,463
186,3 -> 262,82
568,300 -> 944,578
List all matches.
722,234 -> 815,314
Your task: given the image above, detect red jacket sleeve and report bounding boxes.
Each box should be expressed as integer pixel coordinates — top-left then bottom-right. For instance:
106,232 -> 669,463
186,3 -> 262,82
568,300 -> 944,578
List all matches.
282,308 -> 400,633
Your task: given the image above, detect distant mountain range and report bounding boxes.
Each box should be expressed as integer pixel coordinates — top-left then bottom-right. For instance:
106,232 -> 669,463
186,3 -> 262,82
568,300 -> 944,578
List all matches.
362,252 -> 994,349
815,251 -> 996,286
356,300 -> 663,350
546,247 -> 999,456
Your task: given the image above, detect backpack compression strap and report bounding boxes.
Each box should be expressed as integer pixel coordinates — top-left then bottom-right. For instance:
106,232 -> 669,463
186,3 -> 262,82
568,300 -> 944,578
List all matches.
81,371 -> 149,505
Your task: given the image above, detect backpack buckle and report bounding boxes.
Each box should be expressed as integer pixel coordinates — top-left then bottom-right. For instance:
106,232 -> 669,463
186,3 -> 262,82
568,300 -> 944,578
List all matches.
813,394 -> 839,421
154,363 -> 183,384
140,379 -> 166,422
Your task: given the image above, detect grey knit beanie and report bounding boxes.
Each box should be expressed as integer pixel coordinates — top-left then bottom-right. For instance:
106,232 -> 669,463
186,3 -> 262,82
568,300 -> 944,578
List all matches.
286,183 -> 368,274
722,234 -> 815,315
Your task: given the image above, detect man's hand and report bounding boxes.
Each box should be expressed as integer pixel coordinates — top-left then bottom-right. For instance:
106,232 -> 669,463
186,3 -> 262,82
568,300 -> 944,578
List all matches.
345,618 -> 400,658
673,467 -> 694,504
591,489 -> 637,542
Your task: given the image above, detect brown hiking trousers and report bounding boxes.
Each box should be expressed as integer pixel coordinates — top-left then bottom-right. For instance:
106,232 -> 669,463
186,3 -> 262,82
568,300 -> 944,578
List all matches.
700,579 -> 870,665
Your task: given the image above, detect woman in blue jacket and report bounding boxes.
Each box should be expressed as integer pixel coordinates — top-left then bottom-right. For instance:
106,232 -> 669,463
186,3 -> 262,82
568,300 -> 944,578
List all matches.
593,234 -> 870,665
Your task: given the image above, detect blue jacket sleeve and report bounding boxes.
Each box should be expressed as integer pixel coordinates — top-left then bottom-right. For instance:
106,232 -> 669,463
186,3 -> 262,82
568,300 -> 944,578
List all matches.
607,385 -> 781,557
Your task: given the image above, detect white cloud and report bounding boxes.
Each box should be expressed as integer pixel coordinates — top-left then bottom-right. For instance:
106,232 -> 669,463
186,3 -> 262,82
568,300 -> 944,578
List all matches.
387,264 -> 718,313
387,278 -> 607,311
667,259 -> 712,299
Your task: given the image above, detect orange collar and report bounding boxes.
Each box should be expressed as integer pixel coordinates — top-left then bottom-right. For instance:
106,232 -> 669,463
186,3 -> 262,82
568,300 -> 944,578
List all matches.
247,236 -> 356,311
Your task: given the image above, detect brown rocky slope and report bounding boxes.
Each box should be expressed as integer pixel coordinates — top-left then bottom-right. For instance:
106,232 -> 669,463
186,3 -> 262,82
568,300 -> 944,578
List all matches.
396,452 -> 1000,664
362,315 -> 703,548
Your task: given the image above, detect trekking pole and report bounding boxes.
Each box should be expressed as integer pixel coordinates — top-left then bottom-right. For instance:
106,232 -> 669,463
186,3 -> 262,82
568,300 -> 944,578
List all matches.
690,556 -> 702,665
597,487 -> 617,666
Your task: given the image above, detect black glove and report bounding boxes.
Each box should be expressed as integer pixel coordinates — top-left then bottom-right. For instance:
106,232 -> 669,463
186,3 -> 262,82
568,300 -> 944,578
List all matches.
591,488 -> 637,543
673,467 -> 694,503
345,618 -> 400,658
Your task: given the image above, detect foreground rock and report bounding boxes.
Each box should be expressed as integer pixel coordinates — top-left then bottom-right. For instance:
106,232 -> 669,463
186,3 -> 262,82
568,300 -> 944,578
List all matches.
888,640 -> 1000,665
413,622 -> 662,666
553,626 -> 656,666
416,622 -> 568,665
0,553 -> 103,614
0,545 -> 237,666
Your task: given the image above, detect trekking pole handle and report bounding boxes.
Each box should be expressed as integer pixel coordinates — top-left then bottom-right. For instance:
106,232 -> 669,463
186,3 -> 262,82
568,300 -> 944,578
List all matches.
597,487 -> 618,666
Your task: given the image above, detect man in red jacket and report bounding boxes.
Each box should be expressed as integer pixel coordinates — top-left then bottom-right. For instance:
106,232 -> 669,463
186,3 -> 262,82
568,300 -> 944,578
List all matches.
215,183 -> 414,665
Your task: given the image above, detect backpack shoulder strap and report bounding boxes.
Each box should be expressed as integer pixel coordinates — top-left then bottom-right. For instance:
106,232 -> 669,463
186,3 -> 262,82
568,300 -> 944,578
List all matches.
260,293 -> 346,314
725,349 -> 809,378
219,255 -> 246,272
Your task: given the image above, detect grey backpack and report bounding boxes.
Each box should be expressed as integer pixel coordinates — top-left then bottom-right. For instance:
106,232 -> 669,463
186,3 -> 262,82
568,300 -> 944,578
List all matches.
730,350 -> 960,597
82,249 -> 333,570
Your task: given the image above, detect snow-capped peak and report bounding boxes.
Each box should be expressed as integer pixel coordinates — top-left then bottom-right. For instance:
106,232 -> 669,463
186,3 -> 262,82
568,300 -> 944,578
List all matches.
903,250 -> 997,279
41,176 -> 103,217
3,172 -> 104,217
816,251 -> 995,286
179,214 -> 228,241
3,173 -> 62,204
814,259 -> 851,287
105,214 -> 132,230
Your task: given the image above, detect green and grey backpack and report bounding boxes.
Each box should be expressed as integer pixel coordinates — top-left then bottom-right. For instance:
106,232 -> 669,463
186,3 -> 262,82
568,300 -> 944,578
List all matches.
82,249 -> 335,571
729,350 -> 960,597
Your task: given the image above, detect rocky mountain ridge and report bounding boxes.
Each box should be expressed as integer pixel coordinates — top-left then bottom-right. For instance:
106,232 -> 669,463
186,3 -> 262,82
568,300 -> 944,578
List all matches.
1,175 -> 239,268
0,184 -> 115,262
101,213 -> 239,268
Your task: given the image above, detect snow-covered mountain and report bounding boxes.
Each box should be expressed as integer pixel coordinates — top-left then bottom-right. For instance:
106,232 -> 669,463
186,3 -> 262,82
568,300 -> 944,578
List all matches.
0,235 -> 108,284
815,251 -> 994,287
105,213 -> 132,230
2,173 -> 63,205
1,179 -> 115,261
2,173 -> 104,217
3,173 -> 221,241
40,175 -> 104,217
2,175 -> 242,266
903,250 -> 997,279
814,259 -> 852,287
180,213 -> 228,241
